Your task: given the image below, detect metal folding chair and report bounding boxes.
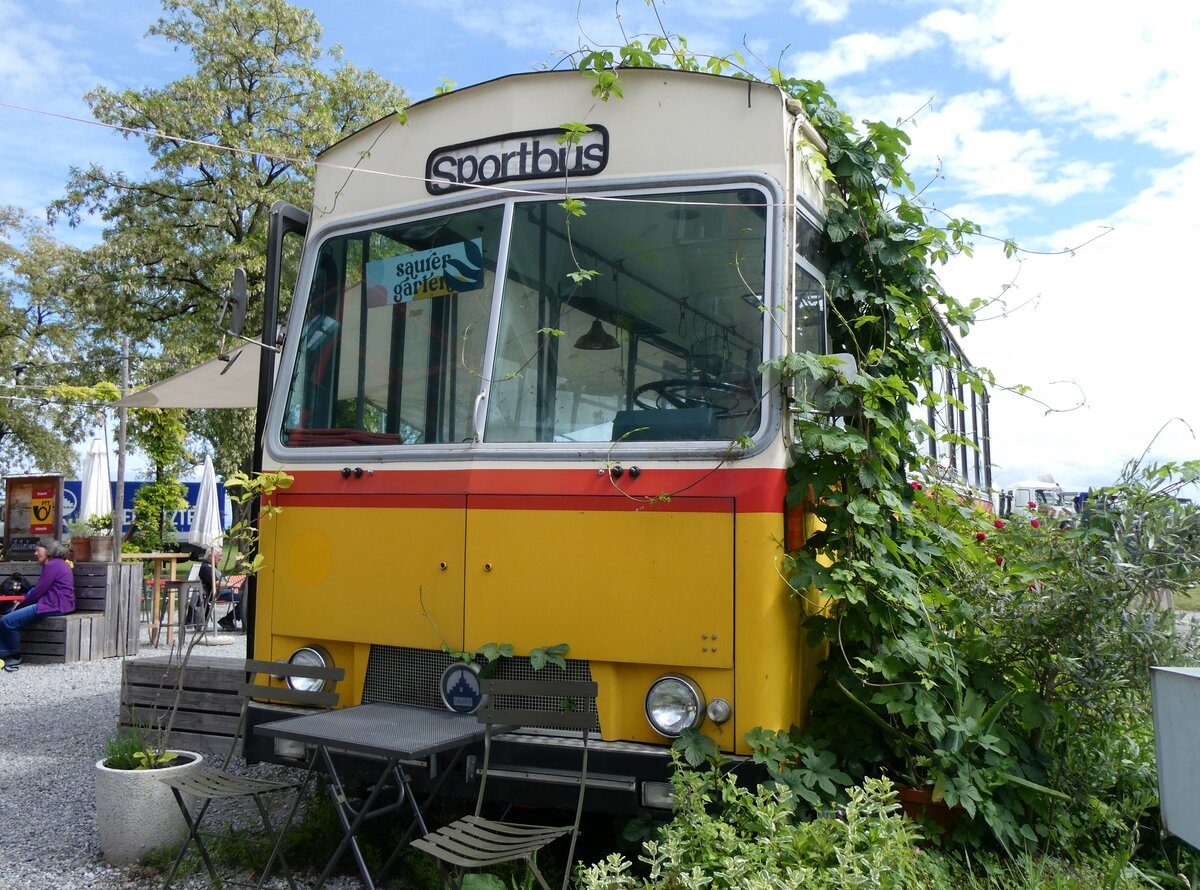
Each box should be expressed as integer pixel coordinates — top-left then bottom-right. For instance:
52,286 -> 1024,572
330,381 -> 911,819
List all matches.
159,658 -> 345,889
411,676 -> 598,890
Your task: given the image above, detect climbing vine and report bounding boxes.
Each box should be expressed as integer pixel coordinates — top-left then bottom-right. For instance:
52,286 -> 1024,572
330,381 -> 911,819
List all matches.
567,8 -> 1199,858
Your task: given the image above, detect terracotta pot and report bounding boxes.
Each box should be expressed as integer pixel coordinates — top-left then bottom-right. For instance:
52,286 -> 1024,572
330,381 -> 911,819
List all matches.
896,785 -> 960,836
94,750 -> 203,864
70,535 -> 92,562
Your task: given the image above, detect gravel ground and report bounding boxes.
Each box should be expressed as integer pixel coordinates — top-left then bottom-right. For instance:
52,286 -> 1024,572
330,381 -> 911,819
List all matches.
0,626 -> 364,889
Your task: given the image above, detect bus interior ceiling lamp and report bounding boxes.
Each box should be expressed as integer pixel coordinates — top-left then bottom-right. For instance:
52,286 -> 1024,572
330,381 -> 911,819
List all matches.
575,318 -> 620,350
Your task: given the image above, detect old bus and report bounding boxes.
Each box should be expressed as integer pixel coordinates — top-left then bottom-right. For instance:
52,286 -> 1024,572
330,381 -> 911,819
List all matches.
243,67 -> 985,807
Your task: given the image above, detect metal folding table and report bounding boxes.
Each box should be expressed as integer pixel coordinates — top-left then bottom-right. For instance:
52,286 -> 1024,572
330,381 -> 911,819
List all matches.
256,702 -> 491,890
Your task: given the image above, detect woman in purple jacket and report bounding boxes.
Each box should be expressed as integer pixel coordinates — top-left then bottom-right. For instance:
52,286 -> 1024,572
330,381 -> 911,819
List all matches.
0,537 -> 75,669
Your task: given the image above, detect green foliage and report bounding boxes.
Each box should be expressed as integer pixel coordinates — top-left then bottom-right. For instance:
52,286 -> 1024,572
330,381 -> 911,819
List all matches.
43,0 -> 408,478
103,729 -> 153,770
223,469 -> 294,576
103,728 -> 180,770
672,728 -> 719,768
133,748 -> 181,770
529,642 -> 570,671
84,511 -> 114,535
440,641 -> 570,672
746,728 -> 852,811
0,206 -> 110,475
566,5 -> 1200,863
443,641 -> 515,665
782,463 -> 1200,852
127,408 -> 190,553
577,765 -> 940,889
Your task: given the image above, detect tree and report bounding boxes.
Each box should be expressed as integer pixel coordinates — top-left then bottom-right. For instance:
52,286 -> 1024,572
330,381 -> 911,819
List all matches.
0,206 -> 115,475
126,408 -> 190,553
49,0 -> 407,472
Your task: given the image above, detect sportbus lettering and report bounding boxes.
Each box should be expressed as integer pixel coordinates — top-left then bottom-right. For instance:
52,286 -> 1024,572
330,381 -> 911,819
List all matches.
426,127 -> 608,194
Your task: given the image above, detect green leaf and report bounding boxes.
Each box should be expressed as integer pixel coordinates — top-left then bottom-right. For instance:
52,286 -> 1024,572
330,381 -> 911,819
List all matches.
529,642 -> 569,670
462,875 -> 507,890
673,728 -> 718,767
473,642 -> 514,663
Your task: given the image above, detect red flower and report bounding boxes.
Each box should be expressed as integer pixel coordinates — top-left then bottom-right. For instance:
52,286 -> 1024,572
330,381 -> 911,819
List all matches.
1030,518 -> 1040,528
996,557 -> 1004,566
910,481 -> 923,491
994,519 -> 1005,529
976,532 -> 987,542
1027,501 -> 1037,509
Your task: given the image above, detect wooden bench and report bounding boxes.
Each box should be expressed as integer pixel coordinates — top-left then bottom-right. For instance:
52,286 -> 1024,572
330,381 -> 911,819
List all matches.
119,655 -> 245,756
21,611 -> 108,663
4,560 -> 140,664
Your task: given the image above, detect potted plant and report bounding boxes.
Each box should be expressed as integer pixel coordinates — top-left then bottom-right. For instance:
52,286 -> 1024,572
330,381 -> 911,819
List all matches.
94,470 -> 293,865
66,518 -> 92,562
94,727 -> 204,864
85,511 -> 114,561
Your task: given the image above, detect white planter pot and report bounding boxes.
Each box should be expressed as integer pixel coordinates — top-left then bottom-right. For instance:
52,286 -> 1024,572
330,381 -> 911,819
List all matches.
94,750 -> 204,865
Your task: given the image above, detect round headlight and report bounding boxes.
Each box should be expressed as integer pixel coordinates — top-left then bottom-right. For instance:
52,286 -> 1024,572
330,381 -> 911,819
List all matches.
286,645 -> 333,693
644,675 -> 705,737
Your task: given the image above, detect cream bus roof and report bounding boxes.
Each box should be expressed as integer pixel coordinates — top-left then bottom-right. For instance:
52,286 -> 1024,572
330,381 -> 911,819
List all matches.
312,68 -> 828,226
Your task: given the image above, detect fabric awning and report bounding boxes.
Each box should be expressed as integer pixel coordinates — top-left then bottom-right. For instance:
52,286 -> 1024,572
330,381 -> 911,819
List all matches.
115,344 -> 266,409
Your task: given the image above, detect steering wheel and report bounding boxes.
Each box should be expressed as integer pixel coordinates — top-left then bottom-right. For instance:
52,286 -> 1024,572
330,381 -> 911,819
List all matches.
632,379 -> 754,418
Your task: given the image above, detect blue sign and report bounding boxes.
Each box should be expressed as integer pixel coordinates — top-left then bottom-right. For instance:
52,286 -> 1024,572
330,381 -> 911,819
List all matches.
440,662 -> 484,714
62,480 -> 226,535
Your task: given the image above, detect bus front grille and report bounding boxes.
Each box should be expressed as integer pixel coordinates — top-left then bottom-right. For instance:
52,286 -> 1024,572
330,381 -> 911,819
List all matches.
362,644 -> 599,731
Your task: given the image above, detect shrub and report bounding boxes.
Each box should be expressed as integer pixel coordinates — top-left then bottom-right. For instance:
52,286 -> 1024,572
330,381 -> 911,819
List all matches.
577,760 -> 940,889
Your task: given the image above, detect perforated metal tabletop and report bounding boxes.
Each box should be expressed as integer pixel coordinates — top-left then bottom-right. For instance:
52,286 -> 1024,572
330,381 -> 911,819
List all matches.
256,702 -> 486,760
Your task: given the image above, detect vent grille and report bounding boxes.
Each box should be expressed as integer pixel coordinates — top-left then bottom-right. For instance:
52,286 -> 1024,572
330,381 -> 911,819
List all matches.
362,644 -> 599,730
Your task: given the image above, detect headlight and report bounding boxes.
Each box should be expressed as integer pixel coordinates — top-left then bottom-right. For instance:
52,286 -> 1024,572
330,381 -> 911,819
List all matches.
286,645 -> 333,693
644,674 -> 705,737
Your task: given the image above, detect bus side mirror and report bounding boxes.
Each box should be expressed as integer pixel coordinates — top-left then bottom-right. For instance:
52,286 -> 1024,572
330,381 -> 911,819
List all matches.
220,268 -> 249,337
217,268 -> 249,360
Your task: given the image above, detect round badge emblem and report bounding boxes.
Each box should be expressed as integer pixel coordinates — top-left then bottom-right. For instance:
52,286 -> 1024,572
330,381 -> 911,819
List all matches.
440,661 -> 483,714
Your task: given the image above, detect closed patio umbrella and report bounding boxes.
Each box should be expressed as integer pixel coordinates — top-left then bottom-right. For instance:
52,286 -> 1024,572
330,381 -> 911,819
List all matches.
187,454 -> 222,555
79,438 -> 113,526
186,454 -> 229,638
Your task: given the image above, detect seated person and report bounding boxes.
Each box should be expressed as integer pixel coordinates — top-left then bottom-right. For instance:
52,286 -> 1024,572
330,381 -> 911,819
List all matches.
199,545 -> 243,630
0,538 -> 76,669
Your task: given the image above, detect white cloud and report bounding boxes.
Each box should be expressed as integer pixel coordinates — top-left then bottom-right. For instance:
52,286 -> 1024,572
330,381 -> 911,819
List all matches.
929,0 -> 1200,152
788,25 -> 939,81
789,0 -> 853,24
0,1 -> 175,232
840,88 -> 1114,209
941,152 -> 1200,487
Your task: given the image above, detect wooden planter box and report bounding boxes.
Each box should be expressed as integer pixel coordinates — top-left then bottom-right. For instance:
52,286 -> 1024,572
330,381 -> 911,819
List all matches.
119,655 -> 245,756
3,561 -> 140,663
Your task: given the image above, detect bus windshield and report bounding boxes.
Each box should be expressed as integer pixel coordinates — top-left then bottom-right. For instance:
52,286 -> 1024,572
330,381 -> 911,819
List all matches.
281,186 -> 770,449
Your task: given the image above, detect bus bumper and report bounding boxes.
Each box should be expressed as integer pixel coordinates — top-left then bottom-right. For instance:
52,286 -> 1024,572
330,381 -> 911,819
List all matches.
244,702 -> 758,814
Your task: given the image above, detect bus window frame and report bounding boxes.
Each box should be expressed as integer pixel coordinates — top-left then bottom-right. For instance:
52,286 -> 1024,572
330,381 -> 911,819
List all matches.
264,173 -> 793,466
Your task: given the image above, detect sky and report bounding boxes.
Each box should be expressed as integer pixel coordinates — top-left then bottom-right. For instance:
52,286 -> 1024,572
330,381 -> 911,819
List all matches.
1,0 -> 1197,496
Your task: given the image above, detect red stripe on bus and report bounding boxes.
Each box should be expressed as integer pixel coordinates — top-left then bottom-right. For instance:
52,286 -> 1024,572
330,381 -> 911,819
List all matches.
273,467 -> 787,512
